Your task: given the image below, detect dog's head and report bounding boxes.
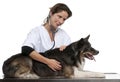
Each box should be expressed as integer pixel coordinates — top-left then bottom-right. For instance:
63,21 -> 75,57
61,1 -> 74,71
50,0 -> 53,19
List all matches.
77,35 -> 99,61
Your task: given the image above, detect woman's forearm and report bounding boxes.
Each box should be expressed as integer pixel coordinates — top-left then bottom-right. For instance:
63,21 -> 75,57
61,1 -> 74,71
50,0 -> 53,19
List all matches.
29,50 -> 49,64
29,50 -> 61,71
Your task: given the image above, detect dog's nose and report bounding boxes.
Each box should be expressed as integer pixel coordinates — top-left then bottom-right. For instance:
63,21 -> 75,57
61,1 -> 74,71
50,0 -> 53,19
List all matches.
96,50 -> 99,54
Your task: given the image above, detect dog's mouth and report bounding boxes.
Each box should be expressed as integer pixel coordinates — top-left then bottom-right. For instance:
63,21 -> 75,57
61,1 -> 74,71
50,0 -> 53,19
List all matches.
83,52 -> 96,61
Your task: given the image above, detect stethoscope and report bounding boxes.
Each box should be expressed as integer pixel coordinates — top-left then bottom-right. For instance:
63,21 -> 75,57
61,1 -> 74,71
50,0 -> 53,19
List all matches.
49,28 -> 58,50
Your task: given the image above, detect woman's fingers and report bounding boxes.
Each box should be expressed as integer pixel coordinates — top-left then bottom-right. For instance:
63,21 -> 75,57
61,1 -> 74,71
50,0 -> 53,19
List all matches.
59,45 -> 66,51
47,59 -> 62,71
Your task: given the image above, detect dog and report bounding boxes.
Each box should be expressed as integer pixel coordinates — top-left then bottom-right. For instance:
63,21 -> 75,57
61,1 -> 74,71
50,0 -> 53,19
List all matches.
2,35 -> 105,79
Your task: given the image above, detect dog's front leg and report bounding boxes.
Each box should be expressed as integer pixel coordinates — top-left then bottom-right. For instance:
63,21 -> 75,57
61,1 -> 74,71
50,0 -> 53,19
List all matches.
73,68 -> 105,78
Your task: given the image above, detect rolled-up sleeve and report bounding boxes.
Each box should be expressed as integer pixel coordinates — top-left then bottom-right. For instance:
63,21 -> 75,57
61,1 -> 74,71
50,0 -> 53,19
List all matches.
21,46 -> 34,56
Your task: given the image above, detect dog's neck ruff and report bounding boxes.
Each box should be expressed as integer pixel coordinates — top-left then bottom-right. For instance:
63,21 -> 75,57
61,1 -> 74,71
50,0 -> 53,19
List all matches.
77,59 -> 85,71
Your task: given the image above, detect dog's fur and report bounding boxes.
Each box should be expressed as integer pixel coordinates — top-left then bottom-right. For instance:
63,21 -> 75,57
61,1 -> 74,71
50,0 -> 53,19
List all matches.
2,35 -> 105,79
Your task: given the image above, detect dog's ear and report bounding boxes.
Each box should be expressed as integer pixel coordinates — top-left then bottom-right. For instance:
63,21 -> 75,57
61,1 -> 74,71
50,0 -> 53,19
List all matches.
84,35 -> 90,41
78,35 -> 90,45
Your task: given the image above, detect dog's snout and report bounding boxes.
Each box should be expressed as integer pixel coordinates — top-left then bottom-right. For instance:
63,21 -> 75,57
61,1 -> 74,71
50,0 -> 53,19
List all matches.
96,50 -> 99,54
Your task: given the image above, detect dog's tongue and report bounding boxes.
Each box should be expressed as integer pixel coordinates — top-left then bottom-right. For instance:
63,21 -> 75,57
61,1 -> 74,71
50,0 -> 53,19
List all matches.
85,53 -> 96,61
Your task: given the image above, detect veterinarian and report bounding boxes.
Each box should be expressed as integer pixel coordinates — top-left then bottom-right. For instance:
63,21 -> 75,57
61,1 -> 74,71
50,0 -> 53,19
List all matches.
22,3 -> 72,71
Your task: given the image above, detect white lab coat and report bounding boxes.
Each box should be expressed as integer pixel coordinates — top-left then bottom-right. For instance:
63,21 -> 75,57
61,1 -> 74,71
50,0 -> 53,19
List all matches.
23,25 -> 71,53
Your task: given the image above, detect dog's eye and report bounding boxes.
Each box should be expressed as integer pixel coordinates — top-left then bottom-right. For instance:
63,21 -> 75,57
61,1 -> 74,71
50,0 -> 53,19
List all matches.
84,48 -> 89,51
90,47 -> 95,51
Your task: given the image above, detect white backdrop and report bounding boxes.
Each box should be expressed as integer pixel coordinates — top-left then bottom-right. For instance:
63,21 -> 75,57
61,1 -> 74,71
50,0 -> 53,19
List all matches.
0,0 -> 120,77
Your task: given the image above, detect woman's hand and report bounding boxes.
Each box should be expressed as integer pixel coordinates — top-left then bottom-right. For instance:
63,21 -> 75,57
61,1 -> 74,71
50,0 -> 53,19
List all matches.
46,58 -> 62,71
44,45 -> 67,71
59,45 -> 67,51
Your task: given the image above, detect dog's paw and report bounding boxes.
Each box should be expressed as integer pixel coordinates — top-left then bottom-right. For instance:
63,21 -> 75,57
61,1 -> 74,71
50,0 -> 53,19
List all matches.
85,72 -> 105,78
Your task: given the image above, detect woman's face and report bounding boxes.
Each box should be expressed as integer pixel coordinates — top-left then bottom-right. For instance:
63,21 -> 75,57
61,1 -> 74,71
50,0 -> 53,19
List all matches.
49,11 -> 68,29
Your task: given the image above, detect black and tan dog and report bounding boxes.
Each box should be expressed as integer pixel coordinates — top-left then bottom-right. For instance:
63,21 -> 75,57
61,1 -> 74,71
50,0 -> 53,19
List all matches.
2,35 -> 102,79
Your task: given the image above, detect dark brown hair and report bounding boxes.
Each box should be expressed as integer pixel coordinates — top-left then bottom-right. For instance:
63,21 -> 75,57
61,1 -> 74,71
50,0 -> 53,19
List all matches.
44,3 -> 72,24
50,3 -> 72,18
